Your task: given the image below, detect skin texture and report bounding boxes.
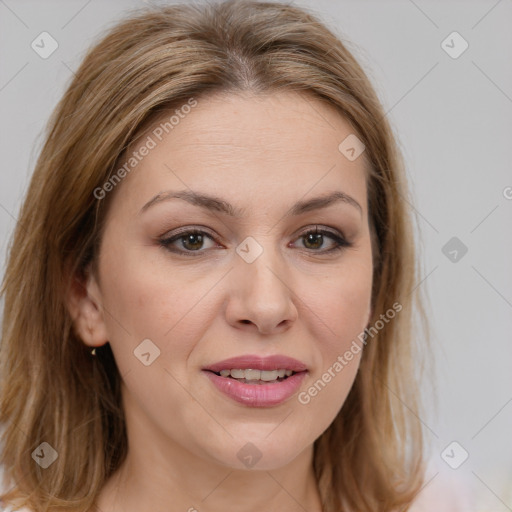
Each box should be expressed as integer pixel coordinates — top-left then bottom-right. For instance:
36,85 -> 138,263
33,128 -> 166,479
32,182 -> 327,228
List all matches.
71,91 -> 374,512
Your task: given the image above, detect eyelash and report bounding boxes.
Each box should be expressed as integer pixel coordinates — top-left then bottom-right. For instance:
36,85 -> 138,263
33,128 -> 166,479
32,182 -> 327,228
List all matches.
158,226 -> 352,257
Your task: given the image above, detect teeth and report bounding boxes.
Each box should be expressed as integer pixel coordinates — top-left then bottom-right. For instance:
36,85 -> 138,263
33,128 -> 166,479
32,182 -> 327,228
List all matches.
260,370 -> 279,381
244,369 -> 261,380
230,369 -> 246,379
217,369 -> 295,381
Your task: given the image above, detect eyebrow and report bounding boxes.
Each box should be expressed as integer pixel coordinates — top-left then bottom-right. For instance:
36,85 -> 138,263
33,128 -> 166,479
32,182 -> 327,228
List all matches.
139,189 -> 362,217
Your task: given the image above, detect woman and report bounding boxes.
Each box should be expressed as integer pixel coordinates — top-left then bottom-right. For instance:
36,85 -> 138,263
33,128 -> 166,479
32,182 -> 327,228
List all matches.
0,1 -> 455,510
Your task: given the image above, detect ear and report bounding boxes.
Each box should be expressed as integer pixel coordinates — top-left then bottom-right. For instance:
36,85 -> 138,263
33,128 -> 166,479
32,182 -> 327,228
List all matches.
66,264 -> 109,348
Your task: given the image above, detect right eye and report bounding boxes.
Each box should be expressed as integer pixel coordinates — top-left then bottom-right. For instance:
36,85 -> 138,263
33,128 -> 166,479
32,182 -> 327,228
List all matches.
159,228 -> 220,256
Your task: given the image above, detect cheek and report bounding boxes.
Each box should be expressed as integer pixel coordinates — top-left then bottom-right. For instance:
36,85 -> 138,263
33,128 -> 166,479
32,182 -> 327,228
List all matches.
100,228 -> 373,374
96,243 -> 203,368
96,247 -> 213,432
323,266 -> 372,351
294,250 -> 372,426
308,249 -> 373,352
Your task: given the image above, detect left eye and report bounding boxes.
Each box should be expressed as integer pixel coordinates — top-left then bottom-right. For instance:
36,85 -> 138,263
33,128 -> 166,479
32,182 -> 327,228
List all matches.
292,227 -> 351,252
159,226 -> 351,256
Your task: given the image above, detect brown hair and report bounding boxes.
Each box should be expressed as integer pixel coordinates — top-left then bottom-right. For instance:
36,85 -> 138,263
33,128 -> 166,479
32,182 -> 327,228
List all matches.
0,1 -> 428,510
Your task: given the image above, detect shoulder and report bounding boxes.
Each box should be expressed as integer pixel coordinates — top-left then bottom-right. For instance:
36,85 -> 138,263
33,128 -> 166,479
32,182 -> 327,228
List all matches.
408,467 -> 473,512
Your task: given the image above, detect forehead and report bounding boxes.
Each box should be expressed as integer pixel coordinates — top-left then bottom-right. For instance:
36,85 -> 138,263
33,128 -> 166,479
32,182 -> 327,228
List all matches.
115,91 -> 369,216
150,91 -> 364,162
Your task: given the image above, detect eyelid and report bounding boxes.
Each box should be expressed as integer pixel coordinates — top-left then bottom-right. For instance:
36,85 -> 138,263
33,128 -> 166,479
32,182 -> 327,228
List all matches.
159,225 -> 217,240
159,224 -> 347,241
296,225 -> 346,239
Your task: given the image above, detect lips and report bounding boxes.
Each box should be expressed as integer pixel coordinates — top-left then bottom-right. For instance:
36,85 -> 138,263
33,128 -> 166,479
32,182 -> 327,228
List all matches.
202,354 -> 308,373
202,354 -> 308,407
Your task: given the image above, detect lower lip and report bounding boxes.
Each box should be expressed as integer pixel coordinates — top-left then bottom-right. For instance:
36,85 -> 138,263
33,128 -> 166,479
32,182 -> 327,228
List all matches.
203,370 -> 307,407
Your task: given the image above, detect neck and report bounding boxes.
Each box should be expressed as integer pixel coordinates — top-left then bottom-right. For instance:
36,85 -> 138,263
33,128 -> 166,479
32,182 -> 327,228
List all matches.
93,391 -> 323,512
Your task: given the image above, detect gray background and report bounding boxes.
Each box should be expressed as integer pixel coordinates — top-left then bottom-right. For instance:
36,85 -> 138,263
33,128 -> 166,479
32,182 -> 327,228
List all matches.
1,0 -> 511,508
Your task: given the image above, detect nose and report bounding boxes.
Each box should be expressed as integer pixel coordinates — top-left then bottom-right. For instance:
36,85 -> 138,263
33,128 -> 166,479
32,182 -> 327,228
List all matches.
224,244 -> 298,335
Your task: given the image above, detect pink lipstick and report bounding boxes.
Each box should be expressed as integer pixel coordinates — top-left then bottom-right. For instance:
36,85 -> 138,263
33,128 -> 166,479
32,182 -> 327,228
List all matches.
202,354 -> 308,407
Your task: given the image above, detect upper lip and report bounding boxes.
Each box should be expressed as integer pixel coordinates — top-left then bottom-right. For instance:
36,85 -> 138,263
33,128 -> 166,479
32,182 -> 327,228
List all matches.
203,354 -> 308,373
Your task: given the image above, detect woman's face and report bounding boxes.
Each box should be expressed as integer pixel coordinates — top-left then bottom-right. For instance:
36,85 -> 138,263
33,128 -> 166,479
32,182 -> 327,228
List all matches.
86,91 -> 373,471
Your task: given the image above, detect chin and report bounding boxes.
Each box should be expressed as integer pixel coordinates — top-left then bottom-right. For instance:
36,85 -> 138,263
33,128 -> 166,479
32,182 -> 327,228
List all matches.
201,432 -> 314,472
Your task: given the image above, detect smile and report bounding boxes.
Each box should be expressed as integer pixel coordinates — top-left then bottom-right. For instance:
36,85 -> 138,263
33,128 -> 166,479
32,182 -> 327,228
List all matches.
202,354 -> 308,407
